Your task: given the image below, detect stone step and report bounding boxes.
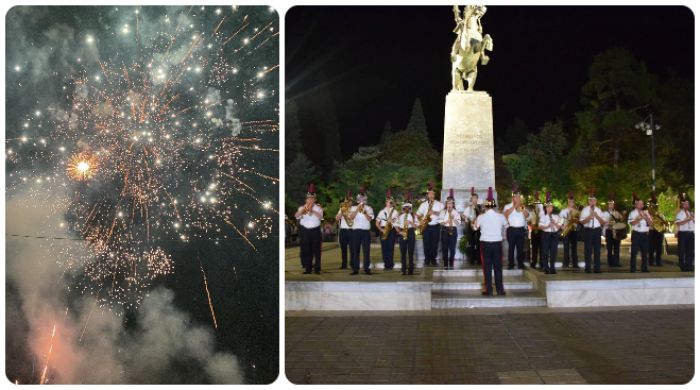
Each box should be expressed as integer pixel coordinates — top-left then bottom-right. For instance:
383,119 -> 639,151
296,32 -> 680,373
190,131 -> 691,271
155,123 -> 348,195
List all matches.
432,268 -> 525,278
431,290 -> 547,309
431,276 -> 534,291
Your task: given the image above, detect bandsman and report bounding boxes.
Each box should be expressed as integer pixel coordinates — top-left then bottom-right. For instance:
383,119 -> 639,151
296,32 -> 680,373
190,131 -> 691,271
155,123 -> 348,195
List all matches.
349,186 -> 374,275
376,189 -> 399,270
463,187 -> 482,265
559,191 -> 581,269
529,191 -> 544,270
439,188 -> 461,269
503,184 -> 529,270
675,192 -> 694,272
474,187 -> 508,296
538,192 -> 563,274
579,190 -> 605,273
601,195 -> 623,268
628,193 -> 653,273
416,181 -> 444,266
395,192 -> 417,275
294,183 -> 324,274
335,190 -> 354,269
648,194 -> 665,267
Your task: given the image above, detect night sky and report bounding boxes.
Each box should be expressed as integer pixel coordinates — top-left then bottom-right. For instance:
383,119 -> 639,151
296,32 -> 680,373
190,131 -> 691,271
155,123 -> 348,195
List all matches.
286,6 -> 694,157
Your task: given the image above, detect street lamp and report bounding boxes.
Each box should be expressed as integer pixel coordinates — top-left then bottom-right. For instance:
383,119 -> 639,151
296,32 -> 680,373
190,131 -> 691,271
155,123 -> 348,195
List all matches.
635,114 -> 661,192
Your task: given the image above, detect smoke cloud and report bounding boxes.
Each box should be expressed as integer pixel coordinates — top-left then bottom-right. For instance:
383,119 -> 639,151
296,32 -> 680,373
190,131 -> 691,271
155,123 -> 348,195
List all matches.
6,193 -> 243,384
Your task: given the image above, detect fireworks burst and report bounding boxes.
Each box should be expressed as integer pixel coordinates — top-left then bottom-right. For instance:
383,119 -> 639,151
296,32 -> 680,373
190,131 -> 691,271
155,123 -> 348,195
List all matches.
6,6 -> 279,313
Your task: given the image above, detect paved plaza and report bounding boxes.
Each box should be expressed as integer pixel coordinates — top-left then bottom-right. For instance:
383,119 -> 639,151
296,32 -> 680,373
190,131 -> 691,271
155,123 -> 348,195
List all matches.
286,306 -> 694,384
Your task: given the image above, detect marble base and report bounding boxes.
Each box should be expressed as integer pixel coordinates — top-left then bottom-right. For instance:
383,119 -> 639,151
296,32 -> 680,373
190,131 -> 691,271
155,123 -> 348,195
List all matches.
286,281 -> 432,311
543,277 -> 694,307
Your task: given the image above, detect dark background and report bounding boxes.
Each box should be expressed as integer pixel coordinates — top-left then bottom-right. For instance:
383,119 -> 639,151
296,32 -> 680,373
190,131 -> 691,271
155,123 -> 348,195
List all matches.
286,6 -> 694,157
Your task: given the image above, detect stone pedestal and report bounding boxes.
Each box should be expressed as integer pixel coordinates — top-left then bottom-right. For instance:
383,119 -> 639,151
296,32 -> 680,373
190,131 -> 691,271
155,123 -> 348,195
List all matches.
441,90 -> 497,208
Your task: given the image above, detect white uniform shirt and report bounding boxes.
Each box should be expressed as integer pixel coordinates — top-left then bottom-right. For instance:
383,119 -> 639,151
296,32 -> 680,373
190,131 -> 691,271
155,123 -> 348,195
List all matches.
297,204 -> 323,229
675,209 -> 695,232
538,212 -> 562,233
601,209 -> 622,235
463,204 -> 478,222
628,209 -> 650,233
580,206 -> 604,229
350,205 -> 374,230
475,209 -> 508,242
336,208 -> 352,229
395,213 -> 417,230
503,203 -> 527,227
376,207 -> 399,228
439,209 -> 462,227
417,200 -> 444,226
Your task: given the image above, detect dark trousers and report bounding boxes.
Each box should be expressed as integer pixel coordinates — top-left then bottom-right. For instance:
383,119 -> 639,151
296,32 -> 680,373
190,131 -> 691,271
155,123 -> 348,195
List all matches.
506,227 -> 526,268
563,230 -> 579,268
605,229 -> 620,266
339,228 -> 352,268
649,229 -> 664,266
583,227 -> 602,272
399,229 -> 416,274
630,231 -> 649,272
467,228 -> 481,265
423,224 -> 440,265
530,230 -> 542,267
481,241 -> 504,295
299,226 -> 322,272
441,227 -> 458,268
380,229 -> 396,269
541,232 -> 559,271
677,231 -> 694,271
351,229 -> 371,272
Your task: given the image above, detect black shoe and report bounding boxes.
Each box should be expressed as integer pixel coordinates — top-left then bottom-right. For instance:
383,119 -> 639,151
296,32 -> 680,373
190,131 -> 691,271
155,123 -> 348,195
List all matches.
408,271 -> 414,275
402,271 -> 406,275
594,270 -> 602,274
314,270 -> 321,274
551,270 -> 557,274
364,270 -> 372,275
544,269 -> 550,274
350,271 -> 359,275
642,269 -> 650,273
481,291 -> 492,296
340,266 -> 347,269
302,271 -> 312,274
497,291 -> 506,296
573,266 -> 581,269
585,269 -> 591,273
517,265 -> 525,270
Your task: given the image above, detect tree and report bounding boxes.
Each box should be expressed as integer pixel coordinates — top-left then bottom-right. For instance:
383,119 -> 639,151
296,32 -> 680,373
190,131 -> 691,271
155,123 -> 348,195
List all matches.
405,98 -> 428,136
379,120 -> 392,145
285,153 -> 320,217
285,99 -> 303,164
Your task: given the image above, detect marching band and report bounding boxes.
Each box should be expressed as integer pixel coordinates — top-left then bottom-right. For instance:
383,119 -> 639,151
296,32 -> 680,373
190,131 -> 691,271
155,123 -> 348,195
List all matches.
295,182 -> 695,282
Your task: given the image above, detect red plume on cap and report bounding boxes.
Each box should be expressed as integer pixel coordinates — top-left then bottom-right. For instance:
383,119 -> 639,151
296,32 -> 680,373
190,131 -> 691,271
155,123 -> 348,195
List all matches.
568,190 -> 574,200
386,188 -> 392,198
347,189 -> 352,198
545,191 -> 552,203
588,188 -> 597,199
359,185 -> 366,195
427,181 -> 434,192
534,191 -> 540,200
307,183 -> 316,193
632,192 -> 639,202
404,191 -> 412,201
470,186 -> 475,196
449,188 -> 454,199
486,187 -> 494,201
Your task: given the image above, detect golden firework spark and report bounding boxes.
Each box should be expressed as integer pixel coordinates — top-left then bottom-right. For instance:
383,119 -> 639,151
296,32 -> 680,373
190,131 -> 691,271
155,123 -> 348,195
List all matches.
67,153 -> 98,181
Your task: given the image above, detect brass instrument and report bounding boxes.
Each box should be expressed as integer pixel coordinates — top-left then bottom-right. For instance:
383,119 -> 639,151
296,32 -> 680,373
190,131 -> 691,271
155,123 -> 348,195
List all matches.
381,207 -> 395,240
401,214 -> 409,240
529,204 -> 540,232
648,204 -> 669,232
447,209 -> 455,235
418,200 -> 434,233
340,200 -> 354,228
560,208 -> 580,238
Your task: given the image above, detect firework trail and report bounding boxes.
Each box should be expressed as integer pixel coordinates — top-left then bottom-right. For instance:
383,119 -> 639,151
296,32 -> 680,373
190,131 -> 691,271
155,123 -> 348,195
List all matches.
39,324 -> 57,384
6,6 -> 279,313
199,260 -> 218,329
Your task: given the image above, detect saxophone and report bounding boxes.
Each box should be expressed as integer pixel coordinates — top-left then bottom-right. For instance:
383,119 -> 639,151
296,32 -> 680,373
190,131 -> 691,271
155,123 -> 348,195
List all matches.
529,204 -> 540,233
560,207 -> 580,238
381,207 -> 394,240
340,200 -> 354,227
418,200 -> 434,233
447,209 -> 454,235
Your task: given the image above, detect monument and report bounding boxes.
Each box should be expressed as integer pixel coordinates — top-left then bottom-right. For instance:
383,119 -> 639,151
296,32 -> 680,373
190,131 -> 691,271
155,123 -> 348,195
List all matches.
441,5 -> 496,209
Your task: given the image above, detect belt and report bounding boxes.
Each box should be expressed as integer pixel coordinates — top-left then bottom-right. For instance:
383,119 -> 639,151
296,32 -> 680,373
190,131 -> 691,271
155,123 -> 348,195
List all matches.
584,226 -> 601,229
300,225 -> 320,230
632,230 -> 649,234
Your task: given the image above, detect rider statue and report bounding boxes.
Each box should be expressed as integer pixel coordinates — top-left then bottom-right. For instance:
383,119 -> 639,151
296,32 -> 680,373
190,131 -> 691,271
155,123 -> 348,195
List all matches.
451,5 -> 493,91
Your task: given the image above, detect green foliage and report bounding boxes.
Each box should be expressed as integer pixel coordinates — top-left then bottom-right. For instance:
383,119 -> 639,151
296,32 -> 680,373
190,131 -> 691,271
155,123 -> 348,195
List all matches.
458,234 -> 467,255
405,98 -> 428,136
285,153 -> 320,217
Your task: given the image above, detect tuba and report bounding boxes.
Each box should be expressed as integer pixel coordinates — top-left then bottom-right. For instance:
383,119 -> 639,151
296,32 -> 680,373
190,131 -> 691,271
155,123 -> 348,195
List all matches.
381,207 -> 395,240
